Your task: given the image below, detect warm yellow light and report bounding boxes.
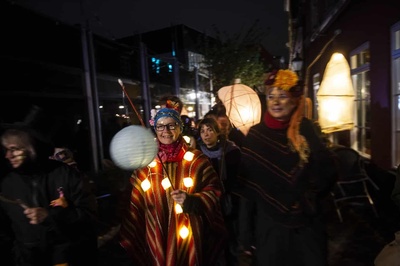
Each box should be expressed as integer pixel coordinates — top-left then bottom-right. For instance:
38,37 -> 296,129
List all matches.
175,204 -> 183,214
218,79 -> 262,136
183,135 -> 191,144
183,177 -> 193,188
183,151 -> 194,161
179,225 -> 189,239
161,178 -> 172,190
148,161 -> 157,168
141,179 -> 151,192
317,53 -> 355,133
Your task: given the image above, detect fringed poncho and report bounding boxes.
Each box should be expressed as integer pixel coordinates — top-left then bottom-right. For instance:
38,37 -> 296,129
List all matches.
119,138 -> 227,266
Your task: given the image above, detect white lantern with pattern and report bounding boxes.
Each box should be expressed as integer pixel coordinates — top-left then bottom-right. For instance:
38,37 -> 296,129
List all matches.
110,125 -> 158,170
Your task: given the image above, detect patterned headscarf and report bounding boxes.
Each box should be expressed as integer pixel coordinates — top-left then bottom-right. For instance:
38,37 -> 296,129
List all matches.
153,108 -> 183,131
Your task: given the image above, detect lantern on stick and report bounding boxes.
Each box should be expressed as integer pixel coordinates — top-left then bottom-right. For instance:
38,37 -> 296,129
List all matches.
218,79 -> 262,136
109,125 -> 158,171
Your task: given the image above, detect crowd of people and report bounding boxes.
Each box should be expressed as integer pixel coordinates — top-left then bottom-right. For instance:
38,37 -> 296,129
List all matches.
0,69 -> 339,266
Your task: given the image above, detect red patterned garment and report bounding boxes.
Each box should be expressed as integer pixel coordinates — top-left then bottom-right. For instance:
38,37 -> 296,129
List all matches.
119,139 -> 227,266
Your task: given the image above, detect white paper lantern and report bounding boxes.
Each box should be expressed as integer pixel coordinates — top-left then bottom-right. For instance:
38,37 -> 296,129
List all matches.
317,53 -> 355,133
110,125 -> 158,170
218,79 -> 262,136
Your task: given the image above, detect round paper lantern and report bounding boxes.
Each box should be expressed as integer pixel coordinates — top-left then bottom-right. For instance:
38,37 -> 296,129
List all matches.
110,125 -> 158,170
218,79 -> 261,136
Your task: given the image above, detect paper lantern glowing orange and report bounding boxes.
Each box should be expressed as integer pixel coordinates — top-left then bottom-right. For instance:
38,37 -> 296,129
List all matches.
218,79 -> 261,136
317,53 -> 355,133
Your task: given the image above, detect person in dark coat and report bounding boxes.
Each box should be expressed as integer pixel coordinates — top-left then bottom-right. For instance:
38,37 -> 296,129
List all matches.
235,69 -> 337,266
197,117 -> 241,265
0,106 -> 98,266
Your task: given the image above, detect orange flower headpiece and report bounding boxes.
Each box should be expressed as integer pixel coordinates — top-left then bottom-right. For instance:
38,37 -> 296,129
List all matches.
265,69 -> 303,96
265,69 -> 309,163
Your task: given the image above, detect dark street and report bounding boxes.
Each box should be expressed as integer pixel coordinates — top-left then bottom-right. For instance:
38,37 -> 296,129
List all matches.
94,163 -> 400,266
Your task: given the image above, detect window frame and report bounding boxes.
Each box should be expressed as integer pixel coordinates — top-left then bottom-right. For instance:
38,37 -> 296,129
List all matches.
350,42 -> 371,159
391,21 -> 400,167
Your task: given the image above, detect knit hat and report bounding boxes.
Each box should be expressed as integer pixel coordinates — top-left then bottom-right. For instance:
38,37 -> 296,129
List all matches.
153,108 -> 183,131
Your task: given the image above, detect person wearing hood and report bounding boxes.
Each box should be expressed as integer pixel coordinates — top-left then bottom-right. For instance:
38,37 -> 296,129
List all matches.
0,106 -> 98,266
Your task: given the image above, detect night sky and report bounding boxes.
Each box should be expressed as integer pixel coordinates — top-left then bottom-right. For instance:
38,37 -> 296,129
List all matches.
15,0 -> 289,57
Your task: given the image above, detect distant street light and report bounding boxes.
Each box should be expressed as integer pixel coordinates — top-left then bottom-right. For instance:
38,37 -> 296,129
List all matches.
291,53 -> 303,76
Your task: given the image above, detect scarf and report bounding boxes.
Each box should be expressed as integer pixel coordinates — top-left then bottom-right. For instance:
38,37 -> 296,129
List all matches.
263,98 -> 309,163
199,142 -> 223,160
263,110 -> 290,129
157,137 -> 186,163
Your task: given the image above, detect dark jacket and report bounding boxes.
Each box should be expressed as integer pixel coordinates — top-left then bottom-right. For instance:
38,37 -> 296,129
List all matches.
0,159 -> 98,266
235,118 -> 337,266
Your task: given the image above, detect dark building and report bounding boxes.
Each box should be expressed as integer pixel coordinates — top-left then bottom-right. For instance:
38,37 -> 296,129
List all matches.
119,24 -> 217,118
0,2 -> 222,172
287,0 -> 400,171
0,1 -> 140,173
1,1 -> 277,174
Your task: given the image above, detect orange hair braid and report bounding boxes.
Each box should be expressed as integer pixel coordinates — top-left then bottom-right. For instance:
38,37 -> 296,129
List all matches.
287,96 -> 310,163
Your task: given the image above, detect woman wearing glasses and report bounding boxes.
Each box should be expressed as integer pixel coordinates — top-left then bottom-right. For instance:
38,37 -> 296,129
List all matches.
119,107 -> 227,266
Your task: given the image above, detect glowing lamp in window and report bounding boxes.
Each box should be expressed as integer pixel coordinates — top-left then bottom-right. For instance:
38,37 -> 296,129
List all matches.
317,53 -> 355,133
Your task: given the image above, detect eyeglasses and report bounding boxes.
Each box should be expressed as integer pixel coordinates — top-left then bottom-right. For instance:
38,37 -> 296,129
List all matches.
267,94 -> 290,101
155,123 -> 179,131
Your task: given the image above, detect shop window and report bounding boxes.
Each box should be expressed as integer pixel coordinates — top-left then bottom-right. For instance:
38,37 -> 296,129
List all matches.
391,21 -> 400,167
350,43 -> 371,158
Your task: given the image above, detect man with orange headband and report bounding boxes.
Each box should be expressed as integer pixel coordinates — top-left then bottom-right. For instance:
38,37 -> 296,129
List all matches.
235,69 -> 337,266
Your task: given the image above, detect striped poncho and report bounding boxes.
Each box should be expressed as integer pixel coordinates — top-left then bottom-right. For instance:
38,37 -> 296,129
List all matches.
237,118 -> 337,226
119,138 -> 227,266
